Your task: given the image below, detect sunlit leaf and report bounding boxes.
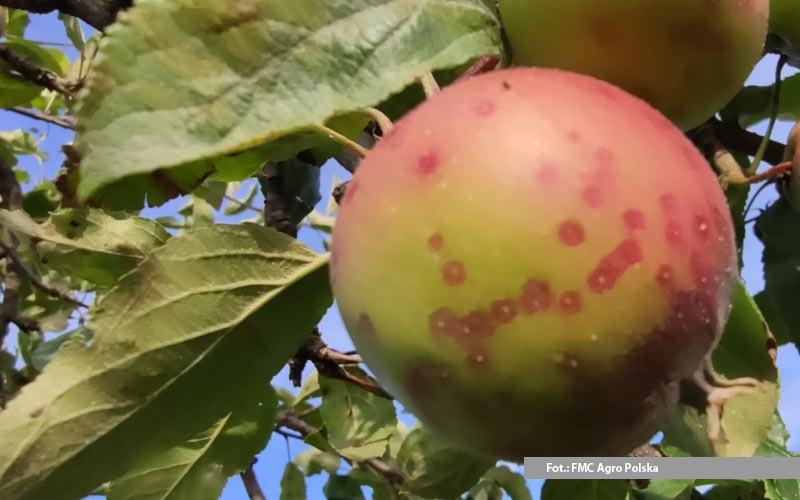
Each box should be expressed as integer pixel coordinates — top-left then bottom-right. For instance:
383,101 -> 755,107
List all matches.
75,0 -> 503,201
0,224 -> 332,499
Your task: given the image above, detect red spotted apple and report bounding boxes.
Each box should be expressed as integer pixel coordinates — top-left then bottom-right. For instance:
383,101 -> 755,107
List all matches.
330,68 -> 737,459
498,0 -> 769,130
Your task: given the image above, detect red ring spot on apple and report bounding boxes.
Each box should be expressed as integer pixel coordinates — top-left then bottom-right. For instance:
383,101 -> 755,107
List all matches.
442,260 -> 466,286
460,309 -> 496,339
567,130 -> 582,143
559,290 -> 582,314
587,239 -> 643,293
659,192 -> 678,213
656,264 -> 674,289
582,186 -> 603,208
536,162 -> 560,185
519,279 -> 553,314
665,221 -> 683,245
358,312 -> 376,336
428,307 -> 460,337
490,299 -> 518,324
558,220 -> 586,246
623,209 -> 646,230
428,233 -> 444,251
418,152 -> 440,176
694,213 -> 711,241
475,101 -> 497,117
595,147 -> 615,168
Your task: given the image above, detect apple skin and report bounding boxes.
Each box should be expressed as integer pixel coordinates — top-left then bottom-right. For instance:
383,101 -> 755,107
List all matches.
498,0 -> 769,130
330,68 -> 737,459
770,0 -> 800,60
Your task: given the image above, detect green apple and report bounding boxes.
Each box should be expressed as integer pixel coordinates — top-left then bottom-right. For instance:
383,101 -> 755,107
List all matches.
498,0 -> 769,130
770,0 -> 800,60
330,68 -> 738,459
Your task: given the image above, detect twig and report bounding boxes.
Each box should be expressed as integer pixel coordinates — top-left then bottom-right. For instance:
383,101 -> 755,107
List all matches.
0,45 -> 74,96
222,193 -> 259,214
289,328 -> 391,399
746,55 -> 786,175
418,72 -> 440,98
276,409 -> 405,484
0,0 -> 132,30
693,118 -> 786,166
309,123 -> 368,158
0,239 -> 88,308
7,107 -> 75,129
0,159 -> 24,350
455,54 -> 501,82
362,107 -> 394,135
240,464 -> 266,500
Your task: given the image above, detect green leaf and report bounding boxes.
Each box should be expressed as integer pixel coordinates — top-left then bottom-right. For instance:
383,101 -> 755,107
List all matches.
324,475 -> 366,500
0,129 -> 45,164
22,181 -> 60,219
467,480 -> 504,500
6,9 -> 30,38
632,480 -> 694,500
0,208 -> 170,286
58,13 -> 84,50
756,413 -> 793,457
280,462 -> 307,500
75,0 -> 503,201
294,449 -> 341,477
29,328 -> 91,371
108,386 -> 277,500
541,480 -> 631,500
756,199 -> 800,351
704,481 -> 763,500
662,282 -> 779,457
0,223 -> 332,499
480,466 -> 531,500
319,366 -> 397,460
396,427 -> 494,498
766,479 -> 800,500
722,74 -> 800,127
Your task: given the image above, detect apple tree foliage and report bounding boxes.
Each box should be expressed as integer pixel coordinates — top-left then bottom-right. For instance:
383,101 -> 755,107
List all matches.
0,0 -> 798,499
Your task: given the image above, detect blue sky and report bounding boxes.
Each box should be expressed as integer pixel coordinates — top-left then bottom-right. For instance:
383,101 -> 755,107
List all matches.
2,12 -> 798,500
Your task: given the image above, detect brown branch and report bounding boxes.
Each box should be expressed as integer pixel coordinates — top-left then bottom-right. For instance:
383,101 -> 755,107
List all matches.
0,45 -> 74,96
691,118 -> 786,166
0,0 -> 131,30
7,107 -> 75,130
0,159 -> 24,352
240,464 -> 266,500
276,409 -> 405,484
0,239 -> 88,308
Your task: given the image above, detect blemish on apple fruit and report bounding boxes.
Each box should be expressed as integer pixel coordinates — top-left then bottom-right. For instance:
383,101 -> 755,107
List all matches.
490,299 -> 518,324
623,209 -> 646,230
559,290 -> 582,314
442,260 -> 466,286
475,101 -> 497,117
694,213 -> 710,240
358,312 -> 376,336
519,279 -> 553,313
659,192 -> 678,213
582,185 -> 603,208
665,221 -> 683,245
460,309 -> 496,339
595,147 -> 615,168
558,220 -> 586,246
418,151 -> 440,176
587,239 -> 642,293
567,130 -> 582,143
656,264 -> 674,289
428,233 -> 444,251
428,307 -> 459,337
536,162 -> 560,185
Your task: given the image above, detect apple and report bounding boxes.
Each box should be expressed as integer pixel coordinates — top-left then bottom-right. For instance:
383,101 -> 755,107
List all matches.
497,0 -> 769,130
770,0 -> 800,61
330,68 -> 737,459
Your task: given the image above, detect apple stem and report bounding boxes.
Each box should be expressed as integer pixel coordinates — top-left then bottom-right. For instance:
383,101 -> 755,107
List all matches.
745,55 -> 787,175
363,107 -> 394,135
309,123 -> 368,158
693,359 -> 761,456
419,72 -> 441,98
